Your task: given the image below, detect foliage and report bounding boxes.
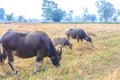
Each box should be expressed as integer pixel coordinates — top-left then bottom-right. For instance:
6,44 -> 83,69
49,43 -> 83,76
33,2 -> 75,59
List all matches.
0,8 -> 5,20
117,10 -> 120,16
81,8 -> 97,22
17,15 -> 25,22
88,14 -> 97,22
96,0 -> 116,22
6,13 -> 14,21
42,0 -> 58,20
51,9 -> 66,22
42,0 -> 65,22
81,7 -> 89,22
113,16 -> 118,22
74,16 -> 81,22
64,10 -> 74,22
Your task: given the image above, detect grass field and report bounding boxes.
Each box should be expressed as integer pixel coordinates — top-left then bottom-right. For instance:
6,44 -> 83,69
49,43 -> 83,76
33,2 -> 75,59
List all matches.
0,23 -> 120,80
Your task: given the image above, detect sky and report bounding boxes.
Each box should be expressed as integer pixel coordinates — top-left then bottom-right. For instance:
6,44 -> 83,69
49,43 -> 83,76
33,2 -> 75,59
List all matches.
0,0 -> 120,19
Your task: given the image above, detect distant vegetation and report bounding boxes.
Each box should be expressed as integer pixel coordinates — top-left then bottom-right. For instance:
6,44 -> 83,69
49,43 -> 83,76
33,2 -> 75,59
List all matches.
0,0 -> 120,22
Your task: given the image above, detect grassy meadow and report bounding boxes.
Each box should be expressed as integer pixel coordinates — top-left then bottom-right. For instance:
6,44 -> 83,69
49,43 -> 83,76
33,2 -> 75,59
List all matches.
0,23 -> 120,80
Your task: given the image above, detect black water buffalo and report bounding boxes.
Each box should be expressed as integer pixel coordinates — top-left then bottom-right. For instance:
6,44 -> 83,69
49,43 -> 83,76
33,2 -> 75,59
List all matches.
53,37 -> 72,49
65,28 -> 92,44
0,29 -> 62,74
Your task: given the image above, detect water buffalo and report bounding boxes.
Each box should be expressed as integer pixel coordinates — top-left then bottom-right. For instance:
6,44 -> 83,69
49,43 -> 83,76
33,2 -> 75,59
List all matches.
0,29 -> 62,74
65,28 -> 92,44
53,37 -> 72,49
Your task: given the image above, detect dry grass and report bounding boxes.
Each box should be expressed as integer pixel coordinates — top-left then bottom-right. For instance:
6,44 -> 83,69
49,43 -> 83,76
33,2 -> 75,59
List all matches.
0,23 -> 120,80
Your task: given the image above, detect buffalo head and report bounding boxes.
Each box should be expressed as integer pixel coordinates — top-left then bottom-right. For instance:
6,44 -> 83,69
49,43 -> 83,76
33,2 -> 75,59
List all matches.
67,43 -> 72,49
51,47 -> 62,68
85,37 -> 92,44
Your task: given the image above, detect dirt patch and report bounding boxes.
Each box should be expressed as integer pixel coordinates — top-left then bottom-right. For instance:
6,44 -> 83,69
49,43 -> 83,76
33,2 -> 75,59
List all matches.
75,42 -> 107,55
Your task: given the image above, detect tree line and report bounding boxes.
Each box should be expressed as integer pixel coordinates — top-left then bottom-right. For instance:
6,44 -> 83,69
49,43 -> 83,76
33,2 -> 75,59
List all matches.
0,0 -> 120,22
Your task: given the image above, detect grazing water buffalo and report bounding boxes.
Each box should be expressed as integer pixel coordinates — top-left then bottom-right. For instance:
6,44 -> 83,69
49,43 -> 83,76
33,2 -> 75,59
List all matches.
65,28 -> 92,44
53,37 -> 72,49
0,29 -> 62,74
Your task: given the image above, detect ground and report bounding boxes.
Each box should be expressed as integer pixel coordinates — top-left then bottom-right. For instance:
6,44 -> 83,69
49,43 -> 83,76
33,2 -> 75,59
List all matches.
0,23 -> 120,80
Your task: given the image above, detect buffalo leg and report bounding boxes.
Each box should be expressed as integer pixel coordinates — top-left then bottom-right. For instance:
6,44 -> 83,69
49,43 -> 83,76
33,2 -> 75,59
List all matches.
77,35 -> 80,42
34,50 -> 47,74
7,50 -> 18,75
34,61 -> 39,74
34,51 -> 42,74
34,58 -> 46,74
67,35 -> 70,40
40,61 -> 46,71
80,38 -> 83,42
35,50 -> 48,74
77,34 -> 83,42
8,62 -> 18,75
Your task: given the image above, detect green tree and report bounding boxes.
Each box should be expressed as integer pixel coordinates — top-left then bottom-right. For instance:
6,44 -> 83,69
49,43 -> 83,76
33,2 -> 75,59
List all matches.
96,0 -> 116,22
0,8 -> 5,20
65,10 -> 73,22
6,13 -> 14,21
88,14 -> 97,22
18,15 -> 24,22
118,10 -> 120,16
81,7 -> 89,22
42,0 -> 57,20
51,9 -> 66,22
42,0 -> 65,22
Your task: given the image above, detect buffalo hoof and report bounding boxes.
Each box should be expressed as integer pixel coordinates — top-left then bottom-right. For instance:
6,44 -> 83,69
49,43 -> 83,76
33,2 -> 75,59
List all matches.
12,70 -> 19,75
34,71 -> 38,74
41,66 -> 47,71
